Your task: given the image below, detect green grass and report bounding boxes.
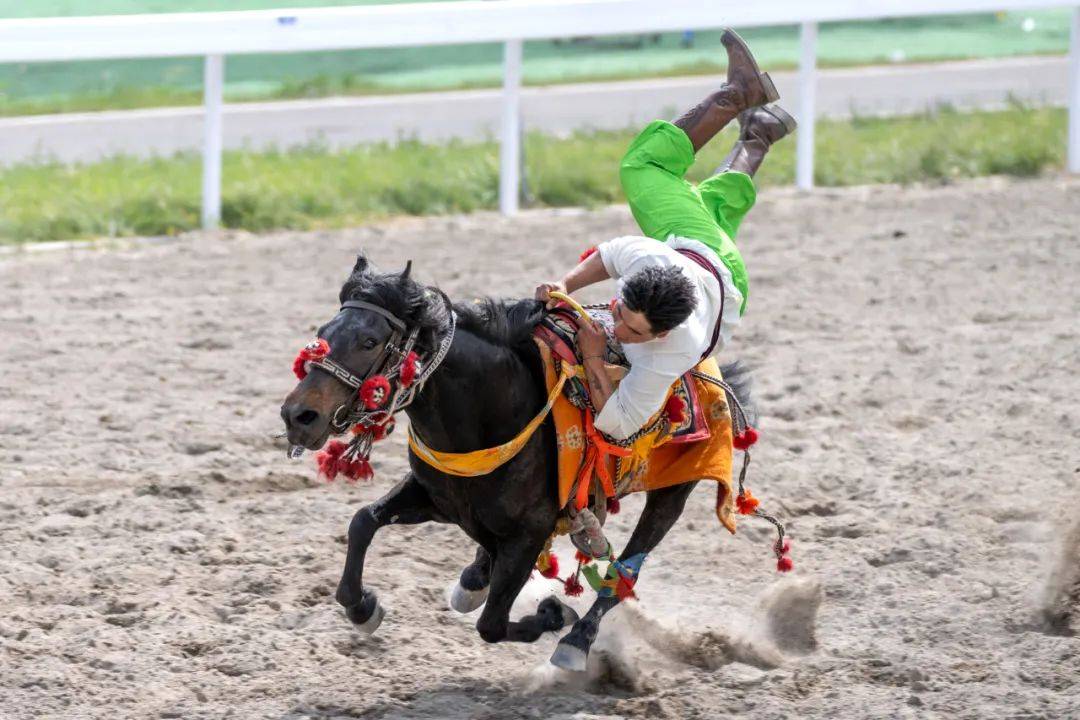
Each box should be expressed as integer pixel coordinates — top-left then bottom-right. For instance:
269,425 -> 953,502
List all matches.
0,105 -> 1065,244
0,9 -> 1072,116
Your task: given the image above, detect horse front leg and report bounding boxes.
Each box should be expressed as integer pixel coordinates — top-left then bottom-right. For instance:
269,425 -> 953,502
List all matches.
474,534 -> 579,643
550,482 -> 699,671
335,473 -> 434,634
450,545 -> 493,613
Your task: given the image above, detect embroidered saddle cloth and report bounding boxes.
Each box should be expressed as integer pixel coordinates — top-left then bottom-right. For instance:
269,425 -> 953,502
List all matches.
533,307 -> 738,532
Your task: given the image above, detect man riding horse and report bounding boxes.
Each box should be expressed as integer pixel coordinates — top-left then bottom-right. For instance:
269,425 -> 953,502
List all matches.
536,28 -> 794,555
281,29 -> 791,671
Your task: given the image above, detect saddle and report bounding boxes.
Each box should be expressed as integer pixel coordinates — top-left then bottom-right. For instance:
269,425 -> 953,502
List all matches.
532,305 -> 739,533
534,306 -> 713,444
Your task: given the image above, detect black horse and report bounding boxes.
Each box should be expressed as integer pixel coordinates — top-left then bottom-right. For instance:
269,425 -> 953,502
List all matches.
280,255 -> 753,670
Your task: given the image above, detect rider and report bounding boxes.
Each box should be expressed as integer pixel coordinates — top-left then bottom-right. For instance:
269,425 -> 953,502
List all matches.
536,28 -> 795,441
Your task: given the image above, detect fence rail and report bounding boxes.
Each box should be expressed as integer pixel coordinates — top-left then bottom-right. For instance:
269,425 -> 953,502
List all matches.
1,0 -> 1078,226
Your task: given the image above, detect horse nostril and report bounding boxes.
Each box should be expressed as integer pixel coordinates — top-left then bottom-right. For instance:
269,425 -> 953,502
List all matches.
294,409 -> 319,427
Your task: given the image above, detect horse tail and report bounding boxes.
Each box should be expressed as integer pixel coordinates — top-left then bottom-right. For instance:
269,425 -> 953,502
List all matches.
718,360 -> 757,427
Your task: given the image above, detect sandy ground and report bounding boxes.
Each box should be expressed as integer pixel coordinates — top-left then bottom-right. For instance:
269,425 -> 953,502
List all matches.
1,175 -> 1078,719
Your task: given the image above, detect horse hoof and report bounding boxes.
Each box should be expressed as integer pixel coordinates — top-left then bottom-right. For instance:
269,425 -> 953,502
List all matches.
449,582 -> 489,613
538,596 -> 580,630
345,592 -> 385,635
550,641 -> 588,672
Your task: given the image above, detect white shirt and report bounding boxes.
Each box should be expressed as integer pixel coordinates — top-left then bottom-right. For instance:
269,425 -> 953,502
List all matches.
593,235 -> 743,439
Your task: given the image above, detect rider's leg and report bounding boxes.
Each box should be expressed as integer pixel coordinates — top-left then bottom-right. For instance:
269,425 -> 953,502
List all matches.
671,28 -> 779,152
693,104 -> 796,315
617,29 -> 773,300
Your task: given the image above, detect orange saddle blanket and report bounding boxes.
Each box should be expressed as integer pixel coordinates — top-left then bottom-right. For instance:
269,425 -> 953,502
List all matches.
533,308 -> 738,533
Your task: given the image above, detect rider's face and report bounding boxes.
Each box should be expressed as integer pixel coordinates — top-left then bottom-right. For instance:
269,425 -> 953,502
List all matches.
610,298 -> 662,345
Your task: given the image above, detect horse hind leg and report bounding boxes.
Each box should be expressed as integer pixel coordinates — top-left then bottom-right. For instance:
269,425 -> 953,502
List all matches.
550,482 -> 698,671
450,545 -> 492,613
474,534 -> 579,644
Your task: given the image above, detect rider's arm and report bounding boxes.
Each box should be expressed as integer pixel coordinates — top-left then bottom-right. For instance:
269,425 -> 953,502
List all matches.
561,249 -> 610,293
593,363 -> 683,440
582,355 -> 615,415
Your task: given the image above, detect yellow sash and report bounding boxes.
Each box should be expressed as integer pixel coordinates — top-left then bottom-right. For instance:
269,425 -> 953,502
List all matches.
407,360 -> 574,477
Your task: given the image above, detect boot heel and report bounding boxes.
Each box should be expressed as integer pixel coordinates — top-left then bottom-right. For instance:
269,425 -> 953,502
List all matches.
759,72 -> 779,104
764,103 -> 798,134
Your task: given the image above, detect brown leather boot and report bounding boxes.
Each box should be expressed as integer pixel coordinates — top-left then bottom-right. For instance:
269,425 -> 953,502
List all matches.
673,28 -> 779,153
714,104 -> 797,177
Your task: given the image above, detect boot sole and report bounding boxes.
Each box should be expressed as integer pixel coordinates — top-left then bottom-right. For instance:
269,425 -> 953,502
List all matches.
721,28 -> 780,106
762,104 -> 798,136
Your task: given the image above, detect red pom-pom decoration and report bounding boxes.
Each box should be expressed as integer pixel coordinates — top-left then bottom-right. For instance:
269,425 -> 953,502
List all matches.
315,440 -> 348,481
579,246 -> 598,263
780,538 -> 792,555
563,575 -> 585,597
664,395 -> 687,424
606,496 -> 621,515
539,554 -> 560,579
736,490 -> 760,515
341,457 -> 374,483
292,338 -> 330,380
733,426 -> 759,450
359,375 -> 391,410
399,351 -> 420,388
776,556 -> 794,572
574,550 -> 593,565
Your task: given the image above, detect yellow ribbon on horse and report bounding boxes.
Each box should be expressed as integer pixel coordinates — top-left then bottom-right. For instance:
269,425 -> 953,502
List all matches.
406,358 -> 574,477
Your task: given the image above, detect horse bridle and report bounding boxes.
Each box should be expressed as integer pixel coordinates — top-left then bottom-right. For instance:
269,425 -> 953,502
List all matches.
305,296 -> 454,433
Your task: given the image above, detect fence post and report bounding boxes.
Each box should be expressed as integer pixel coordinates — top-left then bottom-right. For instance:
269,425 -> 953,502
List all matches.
796,21 -> 817,190
1069,7 -> 1080,174
202,54 -> 224,229
499,39 -> 523,215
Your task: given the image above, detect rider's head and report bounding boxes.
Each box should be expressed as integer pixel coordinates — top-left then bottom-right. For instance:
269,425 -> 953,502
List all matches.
612,265 -> 697,344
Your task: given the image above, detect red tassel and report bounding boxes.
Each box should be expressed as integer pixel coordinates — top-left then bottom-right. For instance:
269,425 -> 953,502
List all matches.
780,538 -> 792,555
399,351 -> 420,388
615,576 -> 637,601
359,375 -> 391,410
340,458 -> 374,483
563,575 -> 584,597
292,338 -> 330,380
539,554 -> 560,579
606,496 -> 620,515
315,440 -> 348,481
735,490 -> 760,515
776,556 -> 794,572
574,550 -> 593,565
664,394 -> 687,424
733,426 -> 759,450
578,246 -> 598,263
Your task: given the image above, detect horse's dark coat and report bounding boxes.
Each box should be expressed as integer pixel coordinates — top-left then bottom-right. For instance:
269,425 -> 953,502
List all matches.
281,256 -> 752,663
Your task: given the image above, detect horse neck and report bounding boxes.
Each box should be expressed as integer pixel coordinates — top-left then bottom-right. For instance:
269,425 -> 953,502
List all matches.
404,329 -> 541,452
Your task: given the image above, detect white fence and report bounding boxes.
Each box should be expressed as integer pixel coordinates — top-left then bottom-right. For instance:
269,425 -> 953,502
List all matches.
1,0 -> 1078,227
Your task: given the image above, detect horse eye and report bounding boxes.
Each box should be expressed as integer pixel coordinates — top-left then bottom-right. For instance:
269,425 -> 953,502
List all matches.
363,338 -> 378,350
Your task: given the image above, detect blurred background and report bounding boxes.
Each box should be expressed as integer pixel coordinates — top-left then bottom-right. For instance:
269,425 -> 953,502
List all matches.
0,2 -> 1075,243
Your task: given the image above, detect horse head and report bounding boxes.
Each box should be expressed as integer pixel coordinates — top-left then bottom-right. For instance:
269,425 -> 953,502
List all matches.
280,253 -> 449,452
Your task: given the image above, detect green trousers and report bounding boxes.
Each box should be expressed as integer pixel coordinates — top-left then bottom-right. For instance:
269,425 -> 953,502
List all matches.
619,120 -> 753,313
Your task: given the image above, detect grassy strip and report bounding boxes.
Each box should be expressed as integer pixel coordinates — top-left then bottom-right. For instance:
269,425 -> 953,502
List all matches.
0,105 -> 1065,244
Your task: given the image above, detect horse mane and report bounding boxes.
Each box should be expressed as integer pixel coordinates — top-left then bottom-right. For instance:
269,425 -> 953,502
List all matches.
451,298 -> 545,350
338,254 -> 543,356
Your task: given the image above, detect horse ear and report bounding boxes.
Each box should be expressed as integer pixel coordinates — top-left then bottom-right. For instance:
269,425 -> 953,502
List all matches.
400,260 -> 413,282
352,254 -> 369,276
